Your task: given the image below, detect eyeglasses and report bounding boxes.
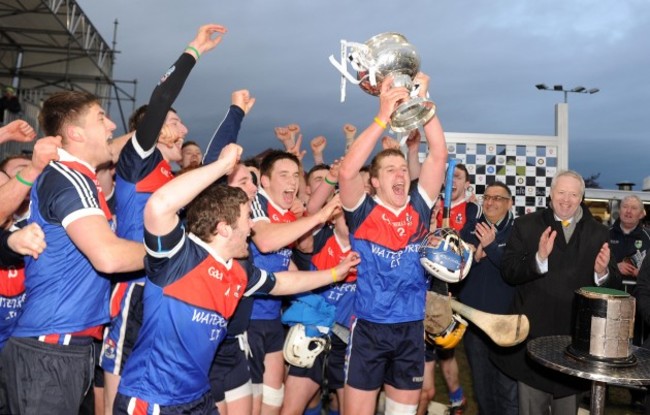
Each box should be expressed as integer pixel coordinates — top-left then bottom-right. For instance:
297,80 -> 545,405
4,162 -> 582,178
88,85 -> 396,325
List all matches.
481,195 -> 510,203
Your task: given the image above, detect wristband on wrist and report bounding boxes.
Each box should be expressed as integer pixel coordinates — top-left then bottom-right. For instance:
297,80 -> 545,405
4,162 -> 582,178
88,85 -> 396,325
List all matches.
324,176 -> 337,186
16,172 -> 33,187
330,267 -> 338,283
185,46 -> 201,60
374,117 -> 387,129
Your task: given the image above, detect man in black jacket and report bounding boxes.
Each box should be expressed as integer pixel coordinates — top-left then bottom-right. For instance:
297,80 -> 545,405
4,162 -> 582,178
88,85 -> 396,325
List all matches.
609,195 -> 650,281
493,170 -> 622,415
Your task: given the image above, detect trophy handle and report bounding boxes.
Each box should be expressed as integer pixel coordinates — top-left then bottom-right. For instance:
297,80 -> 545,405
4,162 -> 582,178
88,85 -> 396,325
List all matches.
329,54 -> 361,86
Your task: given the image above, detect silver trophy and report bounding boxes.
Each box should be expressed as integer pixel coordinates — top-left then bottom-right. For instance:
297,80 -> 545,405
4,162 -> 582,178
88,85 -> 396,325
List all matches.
329,32 -> 436,133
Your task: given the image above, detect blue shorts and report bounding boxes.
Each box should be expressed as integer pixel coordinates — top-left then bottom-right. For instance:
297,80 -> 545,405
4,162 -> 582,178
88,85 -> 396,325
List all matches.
345,319 -> 425,391
287,334 -> 347,390
209,336 -> 251,402
114,391 -> 217,415
247,318 -> 284,384
100,282 -> 144,375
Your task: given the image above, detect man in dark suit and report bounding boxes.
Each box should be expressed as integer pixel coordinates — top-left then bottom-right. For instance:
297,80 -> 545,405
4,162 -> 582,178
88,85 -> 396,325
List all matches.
493,170 -> 622,415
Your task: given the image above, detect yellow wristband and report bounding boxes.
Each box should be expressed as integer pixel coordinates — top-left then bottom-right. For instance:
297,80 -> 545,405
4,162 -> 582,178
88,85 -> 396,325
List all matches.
330,267 -> 338,283
374,117 -> 387,129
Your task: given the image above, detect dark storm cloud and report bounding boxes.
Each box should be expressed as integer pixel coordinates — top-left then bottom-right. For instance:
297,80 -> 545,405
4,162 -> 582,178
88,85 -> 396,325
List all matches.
80,0 -> 650,189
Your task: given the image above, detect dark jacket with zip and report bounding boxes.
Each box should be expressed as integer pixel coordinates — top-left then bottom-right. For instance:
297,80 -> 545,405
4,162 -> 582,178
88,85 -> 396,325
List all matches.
492,205 -> 622,397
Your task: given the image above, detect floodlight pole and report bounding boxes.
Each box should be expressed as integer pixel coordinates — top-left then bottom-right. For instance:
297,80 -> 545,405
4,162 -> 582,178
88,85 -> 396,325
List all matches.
535,84 -> 600,103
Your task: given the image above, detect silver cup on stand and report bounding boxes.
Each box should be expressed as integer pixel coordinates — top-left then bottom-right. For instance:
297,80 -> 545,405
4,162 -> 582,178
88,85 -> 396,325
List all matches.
329,32 -> 436,133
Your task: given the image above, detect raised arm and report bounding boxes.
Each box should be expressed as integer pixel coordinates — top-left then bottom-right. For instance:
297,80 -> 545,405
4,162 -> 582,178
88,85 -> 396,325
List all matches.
405,129 -> 422,180
310,135 -> 327,165
0,120 -> 36,144
339,79 -> 409,209
134,24 -> 227,153
144,143 -> 242,237
306,159 -> 340,216
203,89 -> 255,165
416,73 -> 447,201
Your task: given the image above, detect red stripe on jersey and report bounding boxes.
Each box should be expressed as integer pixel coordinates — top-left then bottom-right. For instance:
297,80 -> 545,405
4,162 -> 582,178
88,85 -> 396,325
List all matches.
311,236 -> 357,282
163,257 -> 248,319
135,160 -> 174,193
355,205 -> 423,251
436,200 -> 468,231
59,161 -> 113,221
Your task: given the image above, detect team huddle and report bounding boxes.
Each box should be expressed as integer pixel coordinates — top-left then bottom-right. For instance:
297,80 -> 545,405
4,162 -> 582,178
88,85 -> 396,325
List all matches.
0,23 -> 625,415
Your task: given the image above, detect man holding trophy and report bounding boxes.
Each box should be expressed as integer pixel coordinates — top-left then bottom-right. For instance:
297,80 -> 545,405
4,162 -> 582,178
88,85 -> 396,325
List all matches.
336,32 -> 449,414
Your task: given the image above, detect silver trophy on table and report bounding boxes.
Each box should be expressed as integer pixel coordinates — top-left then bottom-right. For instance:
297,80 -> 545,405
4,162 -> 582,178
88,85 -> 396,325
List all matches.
329,32 -> 436,133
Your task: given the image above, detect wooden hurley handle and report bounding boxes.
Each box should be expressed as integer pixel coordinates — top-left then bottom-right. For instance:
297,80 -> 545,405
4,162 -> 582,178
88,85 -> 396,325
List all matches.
450,298 -> 530,347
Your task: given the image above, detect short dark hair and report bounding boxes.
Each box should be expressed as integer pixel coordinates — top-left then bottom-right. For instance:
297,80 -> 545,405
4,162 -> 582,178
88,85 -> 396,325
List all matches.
127,105 -> 177,132
0,154 -> 31,174
455,164 -> 470,182
369,149 -> 405,179
242,157 -> 260,170
39,91 -> 100,137
485,180 -> 512,197
186,184 -> 249,242
181,140 -> 200,150
259,150 -> 300,179
306,163 -> 330,183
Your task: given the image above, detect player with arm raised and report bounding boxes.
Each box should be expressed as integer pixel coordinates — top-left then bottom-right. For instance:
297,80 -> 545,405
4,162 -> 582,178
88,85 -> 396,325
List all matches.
338,72 -> 447,415
114,143 -> 359,414
100,24 -> 227,414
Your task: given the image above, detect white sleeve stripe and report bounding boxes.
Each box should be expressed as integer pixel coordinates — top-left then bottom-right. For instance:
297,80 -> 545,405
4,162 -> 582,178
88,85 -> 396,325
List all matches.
244,269 -> 269,296
132,133 -> 156,159
342,194 -> 365,212
50,163 -> 99,210
417,184 -> 435,209
145,232 -> 186,258
62,208 -> 106,228
250,196 -> 266,220
54,163 -> 97,209
202,109 -> 230,164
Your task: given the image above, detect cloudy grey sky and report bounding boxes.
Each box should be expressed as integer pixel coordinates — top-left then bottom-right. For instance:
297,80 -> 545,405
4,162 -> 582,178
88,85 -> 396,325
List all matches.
79,0 -> 650,190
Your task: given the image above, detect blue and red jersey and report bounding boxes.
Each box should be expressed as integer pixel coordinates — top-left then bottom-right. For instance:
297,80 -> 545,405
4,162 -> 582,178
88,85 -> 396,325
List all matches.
15,150 -> 112,337
109,137 -> 174,320
435,199 -> 479,232
249,188 -> 296,319
310,225 -> 357,327
344,186 -> 433,324
0,263 -> 25,349
118,220 -> 276,405
114,137 -> 174,244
